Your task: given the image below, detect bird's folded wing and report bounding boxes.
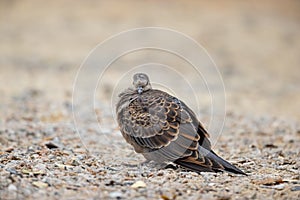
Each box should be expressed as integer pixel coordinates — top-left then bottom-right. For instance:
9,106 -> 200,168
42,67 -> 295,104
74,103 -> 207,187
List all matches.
119,92 -> 210,161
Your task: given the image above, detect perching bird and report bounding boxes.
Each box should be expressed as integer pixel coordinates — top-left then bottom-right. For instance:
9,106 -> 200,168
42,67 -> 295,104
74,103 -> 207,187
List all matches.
116,73 -> 246,175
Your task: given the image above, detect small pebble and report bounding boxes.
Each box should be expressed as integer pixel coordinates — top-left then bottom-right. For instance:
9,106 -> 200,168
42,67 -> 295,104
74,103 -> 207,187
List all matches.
32,181 -> 48,188
131,180 -> 146,188
8,184 -> 17,191
109,191 -> 123,199
291,186 -> 300,191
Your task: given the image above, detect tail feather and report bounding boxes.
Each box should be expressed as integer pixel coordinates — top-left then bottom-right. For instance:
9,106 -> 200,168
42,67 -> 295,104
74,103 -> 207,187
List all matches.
174,149 -> 247,175
208,150 -> 247,175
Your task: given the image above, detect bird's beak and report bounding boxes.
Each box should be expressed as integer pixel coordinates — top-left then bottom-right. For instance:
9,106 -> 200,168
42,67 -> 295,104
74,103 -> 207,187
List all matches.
137,86 -> 143,94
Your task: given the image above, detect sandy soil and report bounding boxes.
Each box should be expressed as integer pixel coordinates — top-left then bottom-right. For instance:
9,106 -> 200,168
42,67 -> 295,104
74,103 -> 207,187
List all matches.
1,0 -> 300,199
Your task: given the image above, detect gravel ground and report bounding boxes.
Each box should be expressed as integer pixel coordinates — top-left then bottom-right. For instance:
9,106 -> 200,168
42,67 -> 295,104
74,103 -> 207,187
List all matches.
1,1 -> 300,199
0,93 -> 299,199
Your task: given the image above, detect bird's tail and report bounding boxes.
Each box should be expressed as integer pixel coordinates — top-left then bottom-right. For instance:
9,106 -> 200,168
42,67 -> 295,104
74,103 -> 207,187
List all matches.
175,149 -> 247,175
208,150 -> 247,175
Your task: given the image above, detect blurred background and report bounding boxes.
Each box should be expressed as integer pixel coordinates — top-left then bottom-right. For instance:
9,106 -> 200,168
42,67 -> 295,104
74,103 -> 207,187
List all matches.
1,0 -> 300,120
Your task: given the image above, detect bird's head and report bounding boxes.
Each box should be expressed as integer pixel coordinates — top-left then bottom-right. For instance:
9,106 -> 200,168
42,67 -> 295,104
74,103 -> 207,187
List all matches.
132,73 -> 152,94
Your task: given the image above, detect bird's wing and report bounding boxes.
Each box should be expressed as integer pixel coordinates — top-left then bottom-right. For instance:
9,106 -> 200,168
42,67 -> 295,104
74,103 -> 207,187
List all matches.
117,90 -> 211,161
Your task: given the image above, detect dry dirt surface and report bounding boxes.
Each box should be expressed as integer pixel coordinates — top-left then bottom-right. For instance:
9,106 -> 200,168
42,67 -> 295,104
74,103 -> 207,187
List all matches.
1,0 -> 300,200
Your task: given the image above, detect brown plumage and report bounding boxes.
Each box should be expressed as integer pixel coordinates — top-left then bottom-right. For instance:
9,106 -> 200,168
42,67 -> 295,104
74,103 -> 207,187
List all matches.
116,73 -> 246,175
